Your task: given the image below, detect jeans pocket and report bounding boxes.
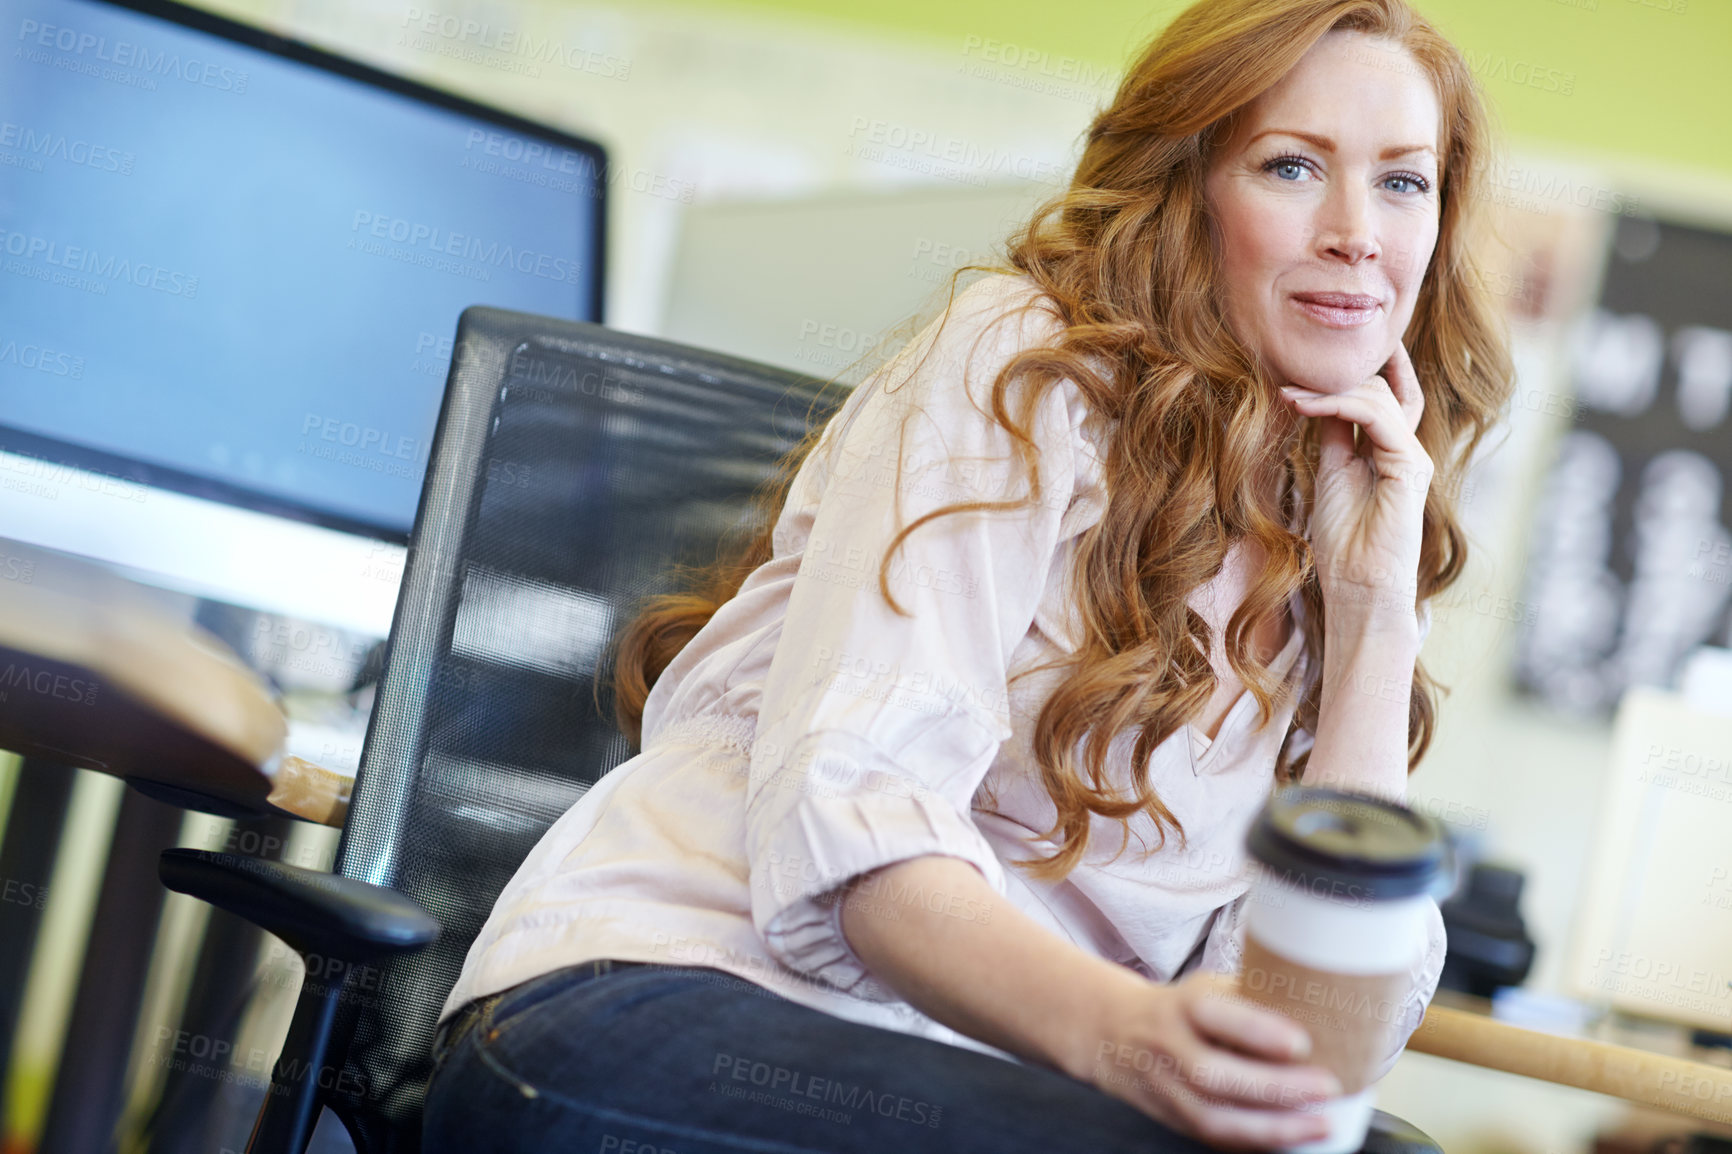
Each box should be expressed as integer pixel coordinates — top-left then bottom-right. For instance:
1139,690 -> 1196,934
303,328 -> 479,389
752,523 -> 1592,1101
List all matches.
429,998 -> 489,1080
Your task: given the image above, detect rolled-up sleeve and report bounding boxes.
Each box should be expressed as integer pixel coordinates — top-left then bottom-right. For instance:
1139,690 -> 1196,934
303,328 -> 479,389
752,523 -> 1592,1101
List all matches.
745,277 -> 1083,999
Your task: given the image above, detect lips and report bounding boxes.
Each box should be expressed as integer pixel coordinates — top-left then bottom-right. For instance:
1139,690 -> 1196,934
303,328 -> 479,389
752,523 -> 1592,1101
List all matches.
1291,291 -> 1381,328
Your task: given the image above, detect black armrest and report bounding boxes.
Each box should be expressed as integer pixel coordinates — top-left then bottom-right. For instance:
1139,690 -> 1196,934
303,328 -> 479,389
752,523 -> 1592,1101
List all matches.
159,848 -> 439,963
160,848 -> 441,1153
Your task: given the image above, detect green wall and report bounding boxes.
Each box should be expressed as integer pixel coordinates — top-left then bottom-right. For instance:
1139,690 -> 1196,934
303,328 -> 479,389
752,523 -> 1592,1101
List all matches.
682,0 -> 1730,178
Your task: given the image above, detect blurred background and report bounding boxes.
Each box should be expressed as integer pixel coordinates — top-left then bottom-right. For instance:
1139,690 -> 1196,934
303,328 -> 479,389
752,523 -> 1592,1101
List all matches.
1,0 -> 1730,1151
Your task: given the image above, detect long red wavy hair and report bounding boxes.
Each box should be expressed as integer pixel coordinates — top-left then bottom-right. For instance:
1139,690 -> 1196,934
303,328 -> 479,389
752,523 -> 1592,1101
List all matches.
608,0 -> 1514,880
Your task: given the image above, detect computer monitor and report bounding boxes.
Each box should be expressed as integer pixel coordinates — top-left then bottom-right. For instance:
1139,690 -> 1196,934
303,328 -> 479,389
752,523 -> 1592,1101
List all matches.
0,0 -> 606,635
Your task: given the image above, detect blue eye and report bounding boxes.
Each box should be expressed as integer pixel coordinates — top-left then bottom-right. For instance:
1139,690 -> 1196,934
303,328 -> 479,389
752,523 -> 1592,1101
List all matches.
1383,171 -> 1431,194
1265,155 -> 1312,181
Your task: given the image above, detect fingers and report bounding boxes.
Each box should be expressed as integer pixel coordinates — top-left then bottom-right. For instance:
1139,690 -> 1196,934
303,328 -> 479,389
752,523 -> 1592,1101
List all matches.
1115,1046 -> 1335,1151
1185,974 -> 1315,1062
1162,1090 -> 1333,1152
1280,385 -> 1432,490
1381,341 -> 1424,434
1173,1041 -> 1341,1108
1100,976 -> 1343,1151
1180,977 -> 1341,1102
1158,976 -> 1342,1145
1314,407 -> 1359,478
1141,1038 -> 1337,1151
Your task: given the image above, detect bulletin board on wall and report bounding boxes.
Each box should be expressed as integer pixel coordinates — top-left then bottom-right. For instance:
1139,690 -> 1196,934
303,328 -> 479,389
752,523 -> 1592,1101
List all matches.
1515,216 -> 1732,714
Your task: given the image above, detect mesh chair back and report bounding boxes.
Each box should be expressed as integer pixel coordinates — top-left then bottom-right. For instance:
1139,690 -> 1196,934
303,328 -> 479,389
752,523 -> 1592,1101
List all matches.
320,308 -> 840,1150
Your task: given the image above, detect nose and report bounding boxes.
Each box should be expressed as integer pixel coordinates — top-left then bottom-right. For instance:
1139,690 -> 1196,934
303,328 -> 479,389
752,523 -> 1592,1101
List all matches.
1315,180 -> 1377,265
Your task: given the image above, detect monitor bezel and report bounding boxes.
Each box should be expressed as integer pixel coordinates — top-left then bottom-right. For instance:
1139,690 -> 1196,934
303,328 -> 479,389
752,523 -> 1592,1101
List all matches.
2,0 -> 610,544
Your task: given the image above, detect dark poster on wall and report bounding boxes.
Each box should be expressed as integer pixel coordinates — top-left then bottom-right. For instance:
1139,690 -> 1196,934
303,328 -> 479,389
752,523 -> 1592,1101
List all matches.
1516,216 -> 1732,713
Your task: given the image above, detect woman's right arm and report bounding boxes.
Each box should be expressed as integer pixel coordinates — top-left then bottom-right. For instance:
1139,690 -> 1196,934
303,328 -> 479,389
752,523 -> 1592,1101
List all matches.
839,854 -> 1342,1151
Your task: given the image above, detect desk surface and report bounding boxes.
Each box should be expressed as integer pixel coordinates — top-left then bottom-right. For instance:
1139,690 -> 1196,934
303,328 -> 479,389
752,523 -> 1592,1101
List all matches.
0,543 -> 348,824
1413,988 -> 1732,1125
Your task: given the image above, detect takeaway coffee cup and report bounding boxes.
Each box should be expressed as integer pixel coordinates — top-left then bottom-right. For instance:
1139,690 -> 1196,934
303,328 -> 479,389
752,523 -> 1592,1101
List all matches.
1238,786 -> 1452,1154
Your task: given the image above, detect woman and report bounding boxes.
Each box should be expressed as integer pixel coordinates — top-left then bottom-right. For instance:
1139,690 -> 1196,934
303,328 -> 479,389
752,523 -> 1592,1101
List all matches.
423,0 -> 1511,1149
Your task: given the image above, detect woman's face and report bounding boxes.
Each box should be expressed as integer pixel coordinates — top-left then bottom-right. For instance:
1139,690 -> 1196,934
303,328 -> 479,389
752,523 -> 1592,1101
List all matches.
1204,30 -> 1442,394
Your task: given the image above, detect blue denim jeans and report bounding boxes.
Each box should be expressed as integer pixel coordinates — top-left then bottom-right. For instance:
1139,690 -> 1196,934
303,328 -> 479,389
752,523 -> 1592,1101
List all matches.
421,959 -> 1219,1153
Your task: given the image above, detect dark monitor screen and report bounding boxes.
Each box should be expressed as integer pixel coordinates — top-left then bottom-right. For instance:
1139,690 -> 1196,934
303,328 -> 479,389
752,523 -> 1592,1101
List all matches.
0,0 -> 606,539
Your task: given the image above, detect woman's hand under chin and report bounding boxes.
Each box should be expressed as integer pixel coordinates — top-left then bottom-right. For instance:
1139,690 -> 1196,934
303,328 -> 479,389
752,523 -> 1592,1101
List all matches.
1279,341 -> 1432,634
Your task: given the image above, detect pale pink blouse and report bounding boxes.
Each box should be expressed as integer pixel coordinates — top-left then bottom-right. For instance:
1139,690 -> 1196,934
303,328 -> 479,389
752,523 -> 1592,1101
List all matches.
441,271 -> 1447,1083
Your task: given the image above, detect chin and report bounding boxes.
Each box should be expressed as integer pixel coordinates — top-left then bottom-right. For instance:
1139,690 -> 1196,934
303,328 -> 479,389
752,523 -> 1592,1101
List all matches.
1275,361 -> 1369,394
1276,342 -> 1392,394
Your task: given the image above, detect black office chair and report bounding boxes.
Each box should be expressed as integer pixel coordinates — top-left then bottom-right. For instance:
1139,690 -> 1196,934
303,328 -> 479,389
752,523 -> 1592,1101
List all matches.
158,307 -> 1443,1154
158,307 -> 842,1152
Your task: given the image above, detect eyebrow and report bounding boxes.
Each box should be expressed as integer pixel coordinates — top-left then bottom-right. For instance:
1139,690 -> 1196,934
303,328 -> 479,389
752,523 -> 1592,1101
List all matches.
1246,128 -> 1436,161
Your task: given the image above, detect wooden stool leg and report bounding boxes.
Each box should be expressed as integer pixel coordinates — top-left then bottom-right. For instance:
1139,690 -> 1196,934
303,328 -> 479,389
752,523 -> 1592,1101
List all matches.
0,759 -> 76,1103
145,816 -> 296,1154
37,787 -> 183,1154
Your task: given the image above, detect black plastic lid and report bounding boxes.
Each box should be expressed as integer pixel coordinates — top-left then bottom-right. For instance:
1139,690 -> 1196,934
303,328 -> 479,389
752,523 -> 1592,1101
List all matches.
1245,785 -> 1450,901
